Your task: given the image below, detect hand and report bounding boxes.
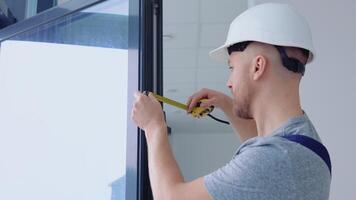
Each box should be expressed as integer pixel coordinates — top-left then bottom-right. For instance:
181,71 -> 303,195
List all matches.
187,88 -> 257,142
186,88 -> 233,113
131,91 -> 166,133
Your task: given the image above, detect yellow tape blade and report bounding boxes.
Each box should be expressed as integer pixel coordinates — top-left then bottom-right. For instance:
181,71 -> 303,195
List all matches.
151,93 -> 188,111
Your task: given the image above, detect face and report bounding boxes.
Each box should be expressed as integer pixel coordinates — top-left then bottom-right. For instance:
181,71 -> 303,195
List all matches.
226,51 -> 254,119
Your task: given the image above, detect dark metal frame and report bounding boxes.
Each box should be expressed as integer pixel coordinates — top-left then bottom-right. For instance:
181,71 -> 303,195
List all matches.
137,0 -> 162,199
0,0 -> 163,199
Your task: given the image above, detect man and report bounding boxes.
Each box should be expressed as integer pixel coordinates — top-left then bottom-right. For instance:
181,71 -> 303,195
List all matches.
131,3 -> 331,200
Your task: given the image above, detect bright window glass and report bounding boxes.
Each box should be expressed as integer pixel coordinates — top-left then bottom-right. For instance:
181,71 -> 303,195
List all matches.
0,0 -> 130,199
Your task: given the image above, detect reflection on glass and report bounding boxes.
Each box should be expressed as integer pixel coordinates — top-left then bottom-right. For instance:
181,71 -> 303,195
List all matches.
57,0 -> 72,5
1,0 -> 71,25
0,0 -> 129,199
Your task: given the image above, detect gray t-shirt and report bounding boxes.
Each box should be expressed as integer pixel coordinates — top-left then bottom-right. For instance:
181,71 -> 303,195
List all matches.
204,113 -> 331,200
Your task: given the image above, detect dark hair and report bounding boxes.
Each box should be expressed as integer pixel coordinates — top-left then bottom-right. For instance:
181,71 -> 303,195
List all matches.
227,41 -> 251,55
227,41 -> 309,76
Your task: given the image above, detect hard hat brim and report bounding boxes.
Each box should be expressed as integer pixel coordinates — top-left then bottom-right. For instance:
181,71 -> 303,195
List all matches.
209,44 -> 230,65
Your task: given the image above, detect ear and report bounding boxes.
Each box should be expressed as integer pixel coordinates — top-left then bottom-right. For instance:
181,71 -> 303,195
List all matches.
251,55 -> 267,81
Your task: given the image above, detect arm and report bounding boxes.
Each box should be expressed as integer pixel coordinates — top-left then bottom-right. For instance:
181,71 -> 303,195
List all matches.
187,88 -> 257,142
131,91 -> 212,200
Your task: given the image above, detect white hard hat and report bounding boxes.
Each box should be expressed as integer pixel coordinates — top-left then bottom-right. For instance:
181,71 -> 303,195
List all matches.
209,3 -> 315,64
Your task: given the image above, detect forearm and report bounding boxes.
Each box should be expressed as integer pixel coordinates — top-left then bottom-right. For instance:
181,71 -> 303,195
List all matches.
145,124 -> 184,200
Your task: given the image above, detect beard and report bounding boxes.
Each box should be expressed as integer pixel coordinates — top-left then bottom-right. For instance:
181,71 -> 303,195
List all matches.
233,91 -> 253,120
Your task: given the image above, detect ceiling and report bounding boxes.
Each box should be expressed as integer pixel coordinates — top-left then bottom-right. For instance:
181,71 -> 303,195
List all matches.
162,0 -> 248,134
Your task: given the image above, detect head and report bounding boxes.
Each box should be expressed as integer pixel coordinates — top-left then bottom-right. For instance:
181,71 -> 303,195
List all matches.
210,3 -> 314,119
226,41 -> 309,119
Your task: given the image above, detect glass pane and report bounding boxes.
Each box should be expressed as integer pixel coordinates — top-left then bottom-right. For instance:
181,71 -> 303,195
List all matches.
7,0 -> 71,18
0,0 -> 131,199
1,0 -> 68,26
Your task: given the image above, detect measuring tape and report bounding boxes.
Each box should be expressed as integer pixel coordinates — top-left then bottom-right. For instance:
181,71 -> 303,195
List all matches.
144,91 -> 214,118
145,91 -> 230,124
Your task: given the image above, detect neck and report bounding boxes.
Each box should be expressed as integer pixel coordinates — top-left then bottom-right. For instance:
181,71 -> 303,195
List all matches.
252,88 -> 303,137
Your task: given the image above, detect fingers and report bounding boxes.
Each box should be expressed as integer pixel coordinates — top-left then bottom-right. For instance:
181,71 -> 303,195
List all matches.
131,91 -> 163,130
133,91 -> 146,114
148,92 -> 155,100
132,92 -> 141,112
134,91 -> 152,101
134,91 -> 139,98
187,88 -> 211,112
200,98 -> 215,108
133,91 -> 161,109
188,96 -> 203,112
186,96 -> 193,109
186,96 -> 198,113
148,92 -> 160,104
134,91 -> 144,101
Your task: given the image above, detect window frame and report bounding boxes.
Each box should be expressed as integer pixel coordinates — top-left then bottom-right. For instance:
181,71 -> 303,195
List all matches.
0,0 -> 162,199
137,0 -> 162,199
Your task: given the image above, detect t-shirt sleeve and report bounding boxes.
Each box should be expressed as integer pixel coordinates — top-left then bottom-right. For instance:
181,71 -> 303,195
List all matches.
204,145 -> 296,200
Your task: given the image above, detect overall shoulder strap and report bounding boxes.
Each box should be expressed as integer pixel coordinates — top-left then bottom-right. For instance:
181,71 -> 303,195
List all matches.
281,134 -> 332,176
